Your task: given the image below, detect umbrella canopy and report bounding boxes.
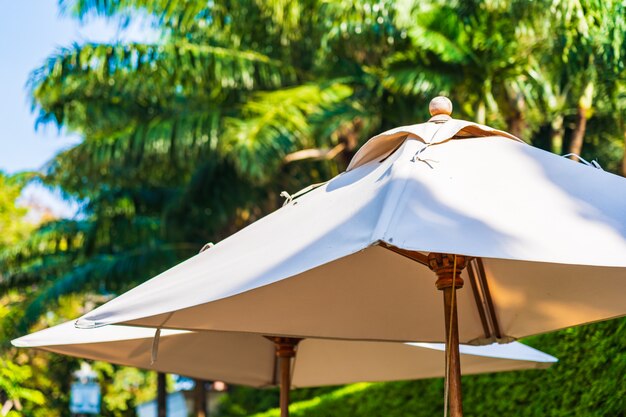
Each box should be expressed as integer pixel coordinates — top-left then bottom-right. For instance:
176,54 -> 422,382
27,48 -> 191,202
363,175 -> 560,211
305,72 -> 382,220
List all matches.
69,97 -> 626,416
12,322 -> 557,388
75,101 -> 626,346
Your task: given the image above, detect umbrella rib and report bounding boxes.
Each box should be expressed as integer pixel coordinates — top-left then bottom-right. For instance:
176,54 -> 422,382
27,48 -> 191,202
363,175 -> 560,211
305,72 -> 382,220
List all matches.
380,244 -> 430,267
476,259 -> 502,339
290,343 -> 300,389
467,261 -> 492,339
264,336 -> 279,386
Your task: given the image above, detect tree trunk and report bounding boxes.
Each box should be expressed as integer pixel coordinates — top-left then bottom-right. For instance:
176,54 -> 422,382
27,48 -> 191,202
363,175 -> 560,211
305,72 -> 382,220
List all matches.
568,82 -> 594,159
568,105 -> 589,158
550,116 -> 564,155
507,114 -> 525,139
194,379 -> 207,417
337,117 -> 363,168
506,92 -> 526,138
476,101 -> 486,125
157,373 -> 167,417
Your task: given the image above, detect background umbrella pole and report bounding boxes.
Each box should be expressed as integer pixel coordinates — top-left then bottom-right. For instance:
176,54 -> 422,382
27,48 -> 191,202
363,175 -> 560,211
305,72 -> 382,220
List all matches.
157,372 -> 167,417
194,379 -> 207,417
280,352 -> 290,417
428,254 -> 468,417
272,337 -> 301,417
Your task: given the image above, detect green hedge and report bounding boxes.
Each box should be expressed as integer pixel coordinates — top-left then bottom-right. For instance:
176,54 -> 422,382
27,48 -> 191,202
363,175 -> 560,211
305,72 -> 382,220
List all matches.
228,317 -> 626,417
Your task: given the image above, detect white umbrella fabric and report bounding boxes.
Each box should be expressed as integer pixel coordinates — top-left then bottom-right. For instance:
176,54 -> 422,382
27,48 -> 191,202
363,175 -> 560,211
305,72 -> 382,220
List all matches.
12,321 -> 557,388
72,97 -> 626,416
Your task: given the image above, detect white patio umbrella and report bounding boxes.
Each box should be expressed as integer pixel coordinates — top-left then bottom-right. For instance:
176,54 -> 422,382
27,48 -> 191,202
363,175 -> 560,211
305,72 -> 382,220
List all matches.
13,321 -> 556,416
73,97 -> 626,416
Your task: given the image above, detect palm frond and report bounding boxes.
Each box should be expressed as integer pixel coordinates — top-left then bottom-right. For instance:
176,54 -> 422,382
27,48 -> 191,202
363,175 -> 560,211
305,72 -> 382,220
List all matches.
162,159 -> 264,242
59,0 -> 208,30
315,0 -> 404,69
220,82 -> 353,182
0,220 -> 89,270
0,213 -> 160,293
0,255 -> 77,295
401,3 -> 473,65
47,109 -> 223,190
382,50 -> 457,96
31,40 -> 296,132
18,243 -> 194,332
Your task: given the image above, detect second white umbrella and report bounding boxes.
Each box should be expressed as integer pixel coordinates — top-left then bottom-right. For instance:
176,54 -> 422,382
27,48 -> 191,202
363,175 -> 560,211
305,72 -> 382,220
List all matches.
14,322 -> 556,416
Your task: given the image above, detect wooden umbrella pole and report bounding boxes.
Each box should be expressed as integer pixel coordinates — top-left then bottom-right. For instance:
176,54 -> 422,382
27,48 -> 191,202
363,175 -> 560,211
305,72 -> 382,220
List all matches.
428,253 -> 468,417
272,337 -> 301,417
442,284 -> 463,416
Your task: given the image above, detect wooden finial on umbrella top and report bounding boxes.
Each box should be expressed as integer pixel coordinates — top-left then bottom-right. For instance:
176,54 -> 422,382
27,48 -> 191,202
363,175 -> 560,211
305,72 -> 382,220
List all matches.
429,96 -> 453,122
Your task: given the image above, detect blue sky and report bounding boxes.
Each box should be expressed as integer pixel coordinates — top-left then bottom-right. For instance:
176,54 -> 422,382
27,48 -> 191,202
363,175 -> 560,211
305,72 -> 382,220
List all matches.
0,2 -> 155,216
0,1 -> 156,173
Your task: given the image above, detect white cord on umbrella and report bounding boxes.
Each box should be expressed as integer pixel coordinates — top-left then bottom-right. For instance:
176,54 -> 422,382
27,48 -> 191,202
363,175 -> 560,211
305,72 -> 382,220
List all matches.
280,191 -> 293,206
281,182 -> 328,206
150,311 -> 175,365
150,328 -> 161,365
562,153 -> 603,170
411,145 -> 438,169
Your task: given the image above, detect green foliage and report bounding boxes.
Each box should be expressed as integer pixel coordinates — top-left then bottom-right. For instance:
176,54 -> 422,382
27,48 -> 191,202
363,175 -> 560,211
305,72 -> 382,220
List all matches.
222,83 -> 354,182
0,172 -> 34,249
94,362 -> 158,417
59,0 -> 208,31
0,294 -> 72,417
0,358 -> 46,415
218,386 -> 280,417
216,384 -> 341,416
31,40 -> 295,131
0,185 -> 201,332
249,384 -> 374,417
